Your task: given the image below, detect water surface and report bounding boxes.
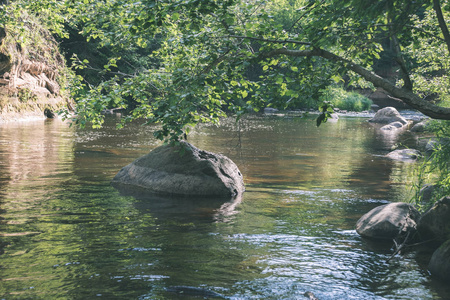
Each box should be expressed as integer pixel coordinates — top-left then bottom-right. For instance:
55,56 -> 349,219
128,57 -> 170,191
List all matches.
0,115 -> 448,299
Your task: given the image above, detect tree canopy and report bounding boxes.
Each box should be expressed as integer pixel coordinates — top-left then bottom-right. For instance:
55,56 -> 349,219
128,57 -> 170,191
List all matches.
2,0 -> 450,141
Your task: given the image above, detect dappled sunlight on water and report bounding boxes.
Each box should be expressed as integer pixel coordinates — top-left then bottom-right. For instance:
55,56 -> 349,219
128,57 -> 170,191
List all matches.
0,115 -> 448,299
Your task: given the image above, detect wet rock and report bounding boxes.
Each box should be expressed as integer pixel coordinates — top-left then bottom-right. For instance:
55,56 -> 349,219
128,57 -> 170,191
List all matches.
428,239 -> 450,283
111,141 -> 245,197
304,291 -> 319,299
418,196 -> 450,244
368,107 -> 407,125
356,202 -> 420,240
410,120 -> 430,132
386,149 -> 422,161
380,121 -> 405,131
409,115 -> 425,123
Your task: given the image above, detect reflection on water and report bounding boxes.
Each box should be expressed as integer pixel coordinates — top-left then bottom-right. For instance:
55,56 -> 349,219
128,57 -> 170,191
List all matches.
0,115 -> 448,299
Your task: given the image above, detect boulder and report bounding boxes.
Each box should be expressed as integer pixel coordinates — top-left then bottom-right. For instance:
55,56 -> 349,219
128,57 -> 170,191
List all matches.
410,120 -> 430,133
418,196 -> 450,243
428,239 -> 450,282
410,115 -> 425,123
386,149 -> 422,161
111,141 -> 245,197
425,138 -> 450,155
380,121 -> 405,131
356,202 -> 420,240
419,184 -> 438,204
368,107 -> 407,125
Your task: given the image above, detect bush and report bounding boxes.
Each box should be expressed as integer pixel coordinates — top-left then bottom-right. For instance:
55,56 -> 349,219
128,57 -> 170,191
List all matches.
320,86 -> 372,112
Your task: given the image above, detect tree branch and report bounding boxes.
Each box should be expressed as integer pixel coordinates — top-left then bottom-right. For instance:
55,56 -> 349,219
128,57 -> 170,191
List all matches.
391,34 -> 413,90
433,0 -> 450,55
261,47 -> 450,120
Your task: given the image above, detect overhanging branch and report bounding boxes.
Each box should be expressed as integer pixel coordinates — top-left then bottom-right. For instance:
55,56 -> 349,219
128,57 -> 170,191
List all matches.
261,47 -> 450,120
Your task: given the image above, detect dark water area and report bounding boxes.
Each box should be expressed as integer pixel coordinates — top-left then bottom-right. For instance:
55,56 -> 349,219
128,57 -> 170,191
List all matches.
0,115 -> 448,299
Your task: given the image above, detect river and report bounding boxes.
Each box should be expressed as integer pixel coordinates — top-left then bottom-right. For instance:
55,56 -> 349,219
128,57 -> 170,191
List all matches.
0,114 -> 448,299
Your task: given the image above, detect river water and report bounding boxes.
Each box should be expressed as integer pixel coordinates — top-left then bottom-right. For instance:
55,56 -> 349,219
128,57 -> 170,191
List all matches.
0,114 -> 448,299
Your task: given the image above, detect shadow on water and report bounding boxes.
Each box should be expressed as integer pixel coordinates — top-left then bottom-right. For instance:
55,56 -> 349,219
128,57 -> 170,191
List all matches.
115,185 -> 243,224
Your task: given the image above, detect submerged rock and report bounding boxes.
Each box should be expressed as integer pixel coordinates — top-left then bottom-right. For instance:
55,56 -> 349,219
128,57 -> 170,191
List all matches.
304,291 -> 319,299
368,107 -> 407,125
356,202 -> 420,240
428,239 -> 450,283
386,149 -> 422,161
111,141 -> 245,197
418,196 -> 450,244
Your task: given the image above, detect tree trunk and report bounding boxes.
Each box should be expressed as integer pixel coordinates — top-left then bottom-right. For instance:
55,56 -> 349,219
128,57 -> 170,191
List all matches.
433,0 -> 450,55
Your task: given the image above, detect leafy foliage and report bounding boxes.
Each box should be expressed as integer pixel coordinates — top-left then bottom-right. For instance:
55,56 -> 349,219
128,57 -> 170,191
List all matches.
2,0 -> 450,141
412,120 -> 450,210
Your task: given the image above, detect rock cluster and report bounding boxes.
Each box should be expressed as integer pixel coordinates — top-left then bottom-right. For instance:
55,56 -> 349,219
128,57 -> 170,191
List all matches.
369,106 -> 408,125
356,197 -> 450,282
357,106 -> 450,282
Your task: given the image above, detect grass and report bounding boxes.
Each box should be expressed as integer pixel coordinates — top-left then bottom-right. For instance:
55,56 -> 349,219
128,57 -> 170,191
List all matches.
320,86 -> 373,112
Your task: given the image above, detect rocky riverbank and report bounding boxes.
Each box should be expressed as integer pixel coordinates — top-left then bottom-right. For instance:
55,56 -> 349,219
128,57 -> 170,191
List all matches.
353,107 -> 450,283
0,12 -> 71,123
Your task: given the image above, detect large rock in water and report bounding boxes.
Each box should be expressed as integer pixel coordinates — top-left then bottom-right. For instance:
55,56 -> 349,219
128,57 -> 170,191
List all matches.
428,239 -> 450,282
111,141 -> 245,197
417,196 -> 450,244
368,107 -> 407,125
386,149 -> 422,161
356,202 -> 420,240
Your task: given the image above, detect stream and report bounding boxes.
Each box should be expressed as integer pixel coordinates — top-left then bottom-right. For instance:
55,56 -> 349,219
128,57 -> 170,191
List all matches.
1,114 -> 449,299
